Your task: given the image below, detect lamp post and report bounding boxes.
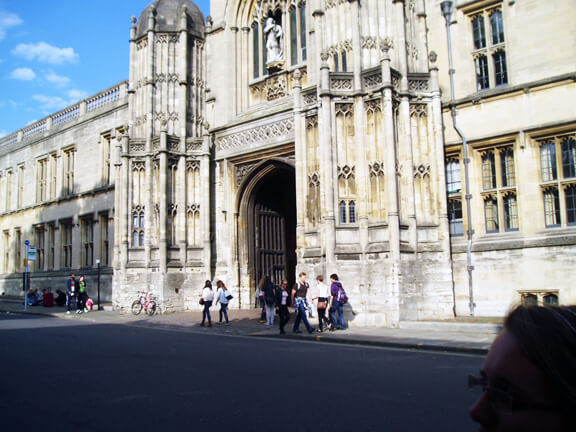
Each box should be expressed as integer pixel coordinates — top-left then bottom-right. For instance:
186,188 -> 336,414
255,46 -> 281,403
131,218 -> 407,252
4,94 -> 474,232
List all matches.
96,259 -> 101,311
441,0 -> 476,317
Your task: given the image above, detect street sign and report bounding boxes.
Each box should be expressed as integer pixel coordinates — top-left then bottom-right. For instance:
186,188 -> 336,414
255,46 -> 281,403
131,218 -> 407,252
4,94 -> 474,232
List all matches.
27,246 -> 37,261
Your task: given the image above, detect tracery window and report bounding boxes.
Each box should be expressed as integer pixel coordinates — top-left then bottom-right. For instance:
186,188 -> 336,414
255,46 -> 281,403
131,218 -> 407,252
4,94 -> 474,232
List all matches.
538,133 -> 576,227
469,6 -> 508,91
339,200 -> 356,224
37,158 -> 47,203
34,225 -> 45,271
61,221 -> 73,268
478,145 -> 518,233
132,206 -> 145,247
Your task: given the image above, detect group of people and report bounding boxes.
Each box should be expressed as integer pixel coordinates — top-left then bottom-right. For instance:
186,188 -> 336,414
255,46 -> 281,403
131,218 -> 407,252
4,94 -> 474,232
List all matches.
65,274 -> 93,314
199,280 -> 233,327
257,272 -> 348,335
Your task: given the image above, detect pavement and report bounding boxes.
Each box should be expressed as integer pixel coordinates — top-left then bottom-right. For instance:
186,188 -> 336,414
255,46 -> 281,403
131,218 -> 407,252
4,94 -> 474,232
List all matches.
0,295 -> 501,355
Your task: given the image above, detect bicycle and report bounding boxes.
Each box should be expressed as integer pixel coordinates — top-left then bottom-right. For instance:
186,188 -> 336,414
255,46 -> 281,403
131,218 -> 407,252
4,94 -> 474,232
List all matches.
131,291 -> 158,316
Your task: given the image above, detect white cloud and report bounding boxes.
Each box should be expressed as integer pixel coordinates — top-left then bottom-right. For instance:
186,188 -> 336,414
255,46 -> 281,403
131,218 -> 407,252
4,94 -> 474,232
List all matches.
12,41 -> 78,64
32,94 -> 68,111
10,67 -> 36,80
67,89 -> 88,101
32,89 -> 89,111
45,72 -> 70,87
0,11 -> 22,40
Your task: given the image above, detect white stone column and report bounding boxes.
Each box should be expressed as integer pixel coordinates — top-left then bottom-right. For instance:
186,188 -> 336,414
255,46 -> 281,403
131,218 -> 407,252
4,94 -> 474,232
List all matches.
159,131 -> 168,273
318,53 -> 336,266
93,212 -> 101,269
293,69 -> 306,251
43,223 -> 49,271
200,128 -> 211,279
231,27 -> 239,117
429,53 -> 451,260
120,135 -> 129,272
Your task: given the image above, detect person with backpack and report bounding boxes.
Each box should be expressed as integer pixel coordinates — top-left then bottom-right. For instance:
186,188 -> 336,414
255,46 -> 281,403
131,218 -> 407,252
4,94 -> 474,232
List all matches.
291,272 -> 315,334
329,273 -> 347,330
261,275 -> 277,326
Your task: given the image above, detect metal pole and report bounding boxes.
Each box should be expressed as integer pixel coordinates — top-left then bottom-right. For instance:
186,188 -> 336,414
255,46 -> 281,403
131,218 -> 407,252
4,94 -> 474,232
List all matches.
24,240 -> 29,311
96,259 -> 101,311
441,1 -> 475,316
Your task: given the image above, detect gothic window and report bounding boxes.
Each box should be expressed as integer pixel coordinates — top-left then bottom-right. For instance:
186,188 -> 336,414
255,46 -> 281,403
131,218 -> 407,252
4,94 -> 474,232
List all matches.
101,134 -> 111,185
132,206 -> 145,247
168,159 -> 178,204
339,200 -> 356,224
37,158 -> 47,203
561,136 -> 576,179
49,153 -> 57,199
99,214 -> 109,266
503,193 -> 519,231
34,225 -> 45,271
481,151 -> 496,190
15,229 -> 21,272
47,223 -> 55,269
446,159 -> 462,194
132,161 -> 146,205
17,164 -> 24,208
478,144 -> 517,233
168,204 -> 177,246
484,196 -> 499,233
566,185 -> 576,225
5,169 -> 12,211
448,199 -> 464,236
538,132 -> 576,228
81,217 -> 94,267
63,148 -> 75,196
289,2 -> 307,66
3,231 -> 9,273
543,188 -> 560,227
61,221 -> 73,268
469,6 -> 508,91
500,148 -> 515,187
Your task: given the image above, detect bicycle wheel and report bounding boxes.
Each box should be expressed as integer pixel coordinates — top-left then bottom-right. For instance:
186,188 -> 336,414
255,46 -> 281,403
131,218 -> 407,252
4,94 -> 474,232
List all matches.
145,301 -> 157,316
131,300 -> 143,315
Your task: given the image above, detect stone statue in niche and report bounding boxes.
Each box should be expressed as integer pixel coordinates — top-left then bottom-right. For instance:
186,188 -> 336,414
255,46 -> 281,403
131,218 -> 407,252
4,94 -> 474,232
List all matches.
264,16 -> 284,68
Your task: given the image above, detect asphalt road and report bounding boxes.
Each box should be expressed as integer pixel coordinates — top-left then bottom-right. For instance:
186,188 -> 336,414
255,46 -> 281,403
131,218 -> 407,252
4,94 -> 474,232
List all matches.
0,314 -> 483,431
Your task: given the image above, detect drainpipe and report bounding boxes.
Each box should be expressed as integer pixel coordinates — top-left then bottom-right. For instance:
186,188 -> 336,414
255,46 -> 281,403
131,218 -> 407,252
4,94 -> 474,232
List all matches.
441,1 -> 475,317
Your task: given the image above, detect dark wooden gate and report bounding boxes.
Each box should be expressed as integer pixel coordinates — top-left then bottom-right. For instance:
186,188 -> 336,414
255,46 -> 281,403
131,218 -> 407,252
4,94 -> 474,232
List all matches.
254,202 -> 286,286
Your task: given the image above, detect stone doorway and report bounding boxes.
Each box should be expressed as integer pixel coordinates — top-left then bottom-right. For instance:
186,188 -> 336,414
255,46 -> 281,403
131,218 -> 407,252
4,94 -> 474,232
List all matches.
240,160 -> 296,301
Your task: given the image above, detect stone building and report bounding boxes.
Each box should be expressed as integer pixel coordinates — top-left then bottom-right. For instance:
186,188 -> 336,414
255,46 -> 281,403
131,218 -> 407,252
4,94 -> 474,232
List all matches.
0,0 -> 574,326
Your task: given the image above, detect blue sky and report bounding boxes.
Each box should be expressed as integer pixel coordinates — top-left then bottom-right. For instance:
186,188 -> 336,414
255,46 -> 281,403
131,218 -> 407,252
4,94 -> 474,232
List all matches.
0,0 -> 210,138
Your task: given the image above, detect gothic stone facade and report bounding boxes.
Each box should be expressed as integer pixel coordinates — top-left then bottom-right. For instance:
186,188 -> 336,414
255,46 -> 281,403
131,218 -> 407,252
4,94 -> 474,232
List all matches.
0,0 -> 574,326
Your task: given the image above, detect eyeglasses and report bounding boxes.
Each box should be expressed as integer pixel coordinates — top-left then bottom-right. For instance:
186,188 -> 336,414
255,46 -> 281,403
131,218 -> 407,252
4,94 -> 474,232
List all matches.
468,374 -> 556,412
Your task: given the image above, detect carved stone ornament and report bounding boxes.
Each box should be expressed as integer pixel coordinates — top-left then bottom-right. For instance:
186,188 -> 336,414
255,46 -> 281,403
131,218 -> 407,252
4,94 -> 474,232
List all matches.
325,0 -> 348,9
365,100 -> 382,115
187,203 -> 200,214
337,164 -> 355,179
302,90 -> 318,105
369,161 -> 385,177
330,78 -> 353,91
409,79 -> 430,92
363,72 -> 383,89
410,103 -> 428,118
186,141 -> 202,152
129,140 -> 146,153
132,160 -> 145,171
235,161 -> 260,186
308,172 -> 320,187
186,160 -> 200,171
306,116 -> 319,129
413,163 -> 431,178
217,119 -> 295,152
266,74 -> 287,101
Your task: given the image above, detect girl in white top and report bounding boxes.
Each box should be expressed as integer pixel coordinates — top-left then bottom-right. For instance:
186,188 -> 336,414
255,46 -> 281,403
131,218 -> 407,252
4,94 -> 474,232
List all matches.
200,280 -> 214,327
313,275 -> 332,332
215,280 -> 231,325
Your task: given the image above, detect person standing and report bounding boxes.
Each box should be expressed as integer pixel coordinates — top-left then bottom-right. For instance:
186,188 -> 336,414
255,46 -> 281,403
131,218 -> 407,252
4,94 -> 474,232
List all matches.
200,280 -> 214,327
215,280 -> 231,325
262,276 -> 277,326
277,280 -> 291,334
257,276 -> 267,323
65,274 -> 77,315
291,272 -> 315,334
77,275 -> 88,313
329,274 -> 347,330
313,275 -> 332,332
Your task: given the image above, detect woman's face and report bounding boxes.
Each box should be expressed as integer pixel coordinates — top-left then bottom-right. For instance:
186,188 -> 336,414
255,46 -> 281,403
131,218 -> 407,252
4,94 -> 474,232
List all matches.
470,330 -> 565,431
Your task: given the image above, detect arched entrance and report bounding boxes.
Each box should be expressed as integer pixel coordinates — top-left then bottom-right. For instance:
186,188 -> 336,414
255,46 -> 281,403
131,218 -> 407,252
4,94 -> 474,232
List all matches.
238,160 -> 296,300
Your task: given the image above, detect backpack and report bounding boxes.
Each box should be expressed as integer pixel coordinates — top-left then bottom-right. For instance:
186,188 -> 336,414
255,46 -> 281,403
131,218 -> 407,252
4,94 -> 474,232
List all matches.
264,287 -> 276,306
337,287 -> 348,304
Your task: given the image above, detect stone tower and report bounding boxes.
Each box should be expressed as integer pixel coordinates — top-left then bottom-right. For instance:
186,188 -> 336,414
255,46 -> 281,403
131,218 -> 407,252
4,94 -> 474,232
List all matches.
113,0 -> 210,311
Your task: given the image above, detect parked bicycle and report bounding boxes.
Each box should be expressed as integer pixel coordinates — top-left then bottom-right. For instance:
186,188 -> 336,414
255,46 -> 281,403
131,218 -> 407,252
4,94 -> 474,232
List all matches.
131,291 -> 158,316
